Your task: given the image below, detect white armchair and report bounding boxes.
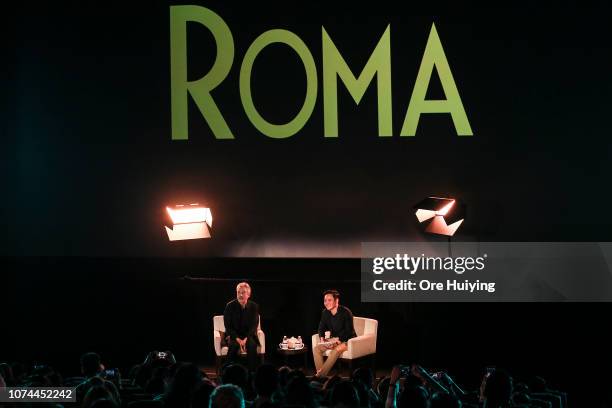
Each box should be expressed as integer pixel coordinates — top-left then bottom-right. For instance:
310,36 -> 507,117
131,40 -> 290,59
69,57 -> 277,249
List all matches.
213,315 -> 265,373
311,316 -> 378,369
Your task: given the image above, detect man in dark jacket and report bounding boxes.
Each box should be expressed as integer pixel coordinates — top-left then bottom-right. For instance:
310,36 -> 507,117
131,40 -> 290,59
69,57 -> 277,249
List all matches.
313,289 -> 356,377
223,282 -> 260,371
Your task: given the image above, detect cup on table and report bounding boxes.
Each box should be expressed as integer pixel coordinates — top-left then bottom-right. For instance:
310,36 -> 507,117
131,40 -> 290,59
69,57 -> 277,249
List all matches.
325,331 -> 331,340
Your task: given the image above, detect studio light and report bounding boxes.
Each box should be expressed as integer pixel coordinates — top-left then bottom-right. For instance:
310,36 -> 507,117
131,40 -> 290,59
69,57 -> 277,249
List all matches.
414,197 -> 465,237
165,203 -> 213,241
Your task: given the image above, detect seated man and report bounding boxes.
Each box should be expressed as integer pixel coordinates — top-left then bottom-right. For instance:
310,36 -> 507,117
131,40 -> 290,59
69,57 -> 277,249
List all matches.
313,289 -> 356,377
223,281 -> 260,371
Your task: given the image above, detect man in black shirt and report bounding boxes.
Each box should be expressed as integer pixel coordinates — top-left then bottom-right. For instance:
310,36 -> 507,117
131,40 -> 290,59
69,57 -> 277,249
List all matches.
223,282 -> 260,371
313,289 -> 356,377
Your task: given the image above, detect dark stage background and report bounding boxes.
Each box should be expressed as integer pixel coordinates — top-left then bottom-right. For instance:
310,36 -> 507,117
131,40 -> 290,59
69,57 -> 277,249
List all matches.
6,2 -> 612,255
4,1 -> 612,404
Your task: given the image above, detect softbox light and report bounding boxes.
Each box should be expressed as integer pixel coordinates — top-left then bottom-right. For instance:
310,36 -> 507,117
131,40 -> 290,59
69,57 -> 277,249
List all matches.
165,204 -> 213,241
414,197 -> 465,237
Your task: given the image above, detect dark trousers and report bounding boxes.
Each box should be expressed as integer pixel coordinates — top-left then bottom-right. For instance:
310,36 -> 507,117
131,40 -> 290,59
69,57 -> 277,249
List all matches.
227,337 -> 258,372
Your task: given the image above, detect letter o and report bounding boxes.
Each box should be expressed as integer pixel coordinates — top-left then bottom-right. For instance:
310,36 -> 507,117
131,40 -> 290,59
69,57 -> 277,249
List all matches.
240,29 -> 318,138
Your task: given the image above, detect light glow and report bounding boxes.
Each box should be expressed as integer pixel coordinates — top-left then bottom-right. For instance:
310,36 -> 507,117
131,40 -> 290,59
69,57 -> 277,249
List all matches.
166,205 -> 213,226
435,199 -> 454,216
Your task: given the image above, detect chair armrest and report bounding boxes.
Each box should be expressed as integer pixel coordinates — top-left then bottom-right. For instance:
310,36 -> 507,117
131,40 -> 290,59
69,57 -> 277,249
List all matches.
257,329 -> 266,354
214,330 -> 222,356
345,334 -> 376,359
